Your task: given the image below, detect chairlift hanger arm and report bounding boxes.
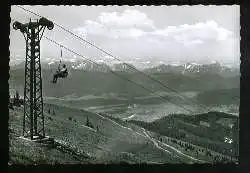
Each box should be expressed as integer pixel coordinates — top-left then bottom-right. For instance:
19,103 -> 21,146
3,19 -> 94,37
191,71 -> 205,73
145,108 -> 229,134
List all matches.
60,45 -> 63,58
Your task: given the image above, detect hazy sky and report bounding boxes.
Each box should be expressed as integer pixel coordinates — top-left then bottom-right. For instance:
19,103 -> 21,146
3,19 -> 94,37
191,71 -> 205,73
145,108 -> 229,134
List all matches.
10,5 -> 240,67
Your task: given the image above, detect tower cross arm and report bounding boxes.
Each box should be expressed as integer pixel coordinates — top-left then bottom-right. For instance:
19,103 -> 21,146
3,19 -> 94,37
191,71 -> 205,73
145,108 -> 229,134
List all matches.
13,21 -> 27,33
38,17 -> 54,30
12,17 -> 54,32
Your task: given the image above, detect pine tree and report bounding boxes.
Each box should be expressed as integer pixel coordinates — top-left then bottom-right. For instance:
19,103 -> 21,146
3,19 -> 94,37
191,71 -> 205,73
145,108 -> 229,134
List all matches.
14,90 -> 20,107
86,116 -> 90,127
16,91 -> 19,100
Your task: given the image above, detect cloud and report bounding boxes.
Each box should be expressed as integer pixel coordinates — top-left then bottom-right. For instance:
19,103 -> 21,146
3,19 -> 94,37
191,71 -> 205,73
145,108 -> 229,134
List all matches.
74,10 -> 233,46
73,9 -> 153,39
41,7 -> 237,65
98,9 -> 155,29
63,10 -> 239,65
152,20 -> 232,45
9,6 -> 239,67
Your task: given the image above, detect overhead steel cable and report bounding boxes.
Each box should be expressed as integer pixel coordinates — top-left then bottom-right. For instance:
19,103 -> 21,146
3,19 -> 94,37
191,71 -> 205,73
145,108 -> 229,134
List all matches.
44,36 -> 196,114
15,5 -> 210,113
10,16 -> 196,114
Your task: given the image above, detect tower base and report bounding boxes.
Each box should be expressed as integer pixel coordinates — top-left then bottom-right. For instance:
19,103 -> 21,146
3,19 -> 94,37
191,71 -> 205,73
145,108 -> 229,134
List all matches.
19,135 -> 52,143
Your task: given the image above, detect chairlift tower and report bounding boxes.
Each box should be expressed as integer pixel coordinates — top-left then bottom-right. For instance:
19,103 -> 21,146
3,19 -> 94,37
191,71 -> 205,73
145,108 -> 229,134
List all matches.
13,18 -> 54,140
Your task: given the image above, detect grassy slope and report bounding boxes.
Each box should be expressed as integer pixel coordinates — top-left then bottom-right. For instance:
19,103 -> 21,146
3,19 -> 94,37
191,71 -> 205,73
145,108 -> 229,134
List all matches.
9,104 -> 198,164
9,108 -> 93,164
43,103 -> 197,163
9,104 -> 239,164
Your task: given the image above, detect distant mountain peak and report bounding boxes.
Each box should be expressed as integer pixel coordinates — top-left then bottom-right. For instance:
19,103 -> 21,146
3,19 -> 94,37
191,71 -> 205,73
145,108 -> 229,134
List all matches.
10,56 -> 239,75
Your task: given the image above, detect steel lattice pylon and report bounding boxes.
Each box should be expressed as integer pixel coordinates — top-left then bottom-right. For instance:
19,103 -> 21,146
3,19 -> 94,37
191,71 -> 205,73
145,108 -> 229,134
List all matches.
13,18 -> 54,140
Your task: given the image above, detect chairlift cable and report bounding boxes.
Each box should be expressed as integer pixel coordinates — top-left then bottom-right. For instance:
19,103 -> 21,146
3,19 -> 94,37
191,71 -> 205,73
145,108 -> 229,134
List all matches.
14,5 -> 211,113
11,16 -> 195,115
44,36 -> 196,114
13,8 -> 239,113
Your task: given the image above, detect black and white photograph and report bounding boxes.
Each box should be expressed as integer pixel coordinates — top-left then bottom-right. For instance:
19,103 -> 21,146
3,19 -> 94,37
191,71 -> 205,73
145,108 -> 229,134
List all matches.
9,5 -> 240,164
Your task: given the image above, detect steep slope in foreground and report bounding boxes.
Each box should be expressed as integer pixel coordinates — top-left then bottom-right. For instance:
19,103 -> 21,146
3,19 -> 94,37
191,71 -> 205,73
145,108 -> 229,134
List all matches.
9,104 -> 208,164
9,108 -> 94,164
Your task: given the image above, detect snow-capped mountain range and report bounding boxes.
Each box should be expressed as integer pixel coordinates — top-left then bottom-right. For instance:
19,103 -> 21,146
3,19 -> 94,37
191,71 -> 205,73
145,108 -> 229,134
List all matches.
10,56 -> 239,74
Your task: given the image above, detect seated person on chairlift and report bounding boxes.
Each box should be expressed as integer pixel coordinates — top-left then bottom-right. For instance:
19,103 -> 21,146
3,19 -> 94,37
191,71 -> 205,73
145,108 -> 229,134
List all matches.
52,64 -> 68,83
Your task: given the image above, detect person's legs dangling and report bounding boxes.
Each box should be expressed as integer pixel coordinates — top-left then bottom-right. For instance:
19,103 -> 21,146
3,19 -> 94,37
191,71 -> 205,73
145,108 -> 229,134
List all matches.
53,73 -> 59,83
52,74 -> 56,83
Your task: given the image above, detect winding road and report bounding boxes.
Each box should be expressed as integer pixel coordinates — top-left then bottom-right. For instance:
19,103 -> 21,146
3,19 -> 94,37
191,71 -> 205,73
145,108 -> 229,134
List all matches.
94,111 -> 206,163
